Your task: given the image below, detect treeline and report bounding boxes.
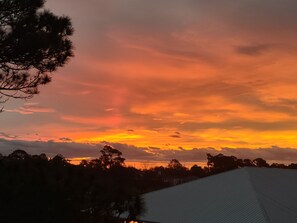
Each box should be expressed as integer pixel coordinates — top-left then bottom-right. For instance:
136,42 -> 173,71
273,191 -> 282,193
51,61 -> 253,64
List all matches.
0,146 -> 144,223
206,153 -> 297,174
0,146 -> 296,223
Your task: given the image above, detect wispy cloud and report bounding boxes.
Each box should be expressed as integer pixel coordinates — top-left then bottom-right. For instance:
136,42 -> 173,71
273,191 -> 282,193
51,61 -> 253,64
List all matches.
0,132 -> 17,139
5,103 -> 55,115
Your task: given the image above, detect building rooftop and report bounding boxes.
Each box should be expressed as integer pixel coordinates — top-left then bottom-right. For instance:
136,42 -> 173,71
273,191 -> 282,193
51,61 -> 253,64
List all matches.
140,167 -> 297,223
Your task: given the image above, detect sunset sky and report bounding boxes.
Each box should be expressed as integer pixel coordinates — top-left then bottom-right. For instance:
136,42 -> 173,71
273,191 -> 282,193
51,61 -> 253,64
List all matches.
2,0 -> 297,164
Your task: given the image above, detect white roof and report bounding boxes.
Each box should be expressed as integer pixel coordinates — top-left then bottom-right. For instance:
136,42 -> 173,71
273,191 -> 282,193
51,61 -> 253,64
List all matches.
140,168 -> 297,223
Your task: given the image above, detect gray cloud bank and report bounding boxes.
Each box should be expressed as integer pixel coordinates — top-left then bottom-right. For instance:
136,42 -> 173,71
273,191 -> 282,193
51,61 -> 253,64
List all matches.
1,138 -> 297,164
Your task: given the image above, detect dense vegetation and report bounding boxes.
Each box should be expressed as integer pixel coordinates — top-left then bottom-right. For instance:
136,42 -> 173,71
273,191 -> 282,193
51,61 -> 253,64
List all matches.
0,146 -> 143,223
0,0 -> 73,106
1,146 -> 296,223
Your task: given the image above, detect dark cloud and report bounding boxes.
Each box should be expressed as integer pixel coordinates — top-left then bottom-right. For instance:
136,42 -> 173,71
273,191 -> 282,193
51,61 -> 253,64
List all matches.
0,139 -> 98,158
169,134 -> 181,138
1,139 -> 297,164
235,44 -> 271,56
219,146 -> 297,162
0,139 -> 154,160
144,146 -> 297,164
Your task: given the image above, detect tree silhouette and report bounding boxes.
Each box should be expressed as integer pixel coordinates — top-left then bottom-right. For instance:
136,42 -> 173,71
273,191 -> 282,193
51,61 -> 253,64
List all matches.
126,195 -> 146,221
0,0 -> 73,107
0,149 -> 145,223
99,145 -> 125,170
190,164 -> 204,177
8,149 -> 30,160
243,158 -> 255,167
271,163 -> 287,168
50,154 -> 69,166
168,159 -> 183,169
167,159 -> 188,178
207,153 -> 239,173
4,148 -> 293,223
253,158 -> 270,167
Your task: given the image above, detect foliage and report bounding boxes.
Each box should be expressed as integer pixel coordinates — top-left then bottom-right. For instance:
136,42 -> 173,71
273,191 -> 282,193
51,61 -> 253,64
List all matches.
205,153 -> 296,173
100,145 -> 125,170
0,0 -> 73,106
0,149 -> 142,223
253,157 -> 270,167
190,164 -> 205,177
1,147 -> 296,223
207,153 -> 241,173
168,159 -> 183,169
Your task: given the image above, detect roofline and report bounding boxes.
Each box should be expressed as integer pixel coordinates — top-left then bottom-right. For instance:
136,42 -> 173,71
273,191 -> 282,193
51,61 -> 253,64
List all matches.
142,167 -> 297,196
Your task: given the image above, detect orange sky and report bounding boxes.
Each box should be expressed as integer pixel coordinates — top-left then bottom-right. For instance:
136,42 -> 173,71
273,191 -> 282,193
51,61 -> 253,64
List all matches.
2,0 -> 297,162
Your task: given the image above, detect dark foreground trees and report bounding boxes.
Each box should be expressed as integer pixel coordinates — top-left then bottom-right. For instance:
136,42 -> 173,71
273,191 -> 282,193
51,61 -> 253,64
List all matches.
0,0 -> 73,106
1,147 -> 296,223
206,153 -> 297,174
0,148 -> 143,223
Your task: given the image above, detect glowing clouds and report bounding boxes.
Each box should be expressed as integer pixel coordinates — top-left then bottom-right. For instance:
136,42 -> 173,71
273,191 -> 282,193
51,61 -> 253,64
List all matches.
3,0 -> 297,154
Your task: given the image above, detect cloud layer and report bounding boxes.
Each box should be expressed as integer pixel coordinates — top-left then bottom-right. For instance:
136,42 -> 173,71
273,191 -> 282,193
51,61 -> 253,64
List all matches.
1,139 -> 297,166
2,0 -> 297,159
